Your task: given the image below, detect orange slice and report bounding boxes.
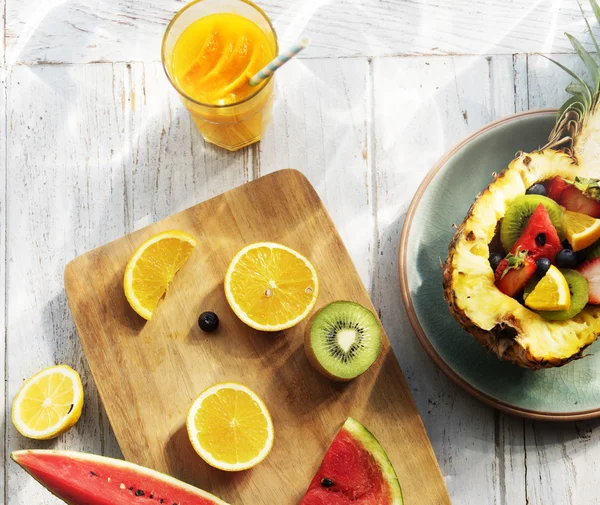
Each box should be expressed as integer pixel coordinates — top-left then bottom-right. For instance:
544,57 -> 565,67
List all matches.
224,242 -> 319,331
524,265 -> 571,311
124,230 -> 197,320
186,382 -> 274,471
564,210 -> 600,252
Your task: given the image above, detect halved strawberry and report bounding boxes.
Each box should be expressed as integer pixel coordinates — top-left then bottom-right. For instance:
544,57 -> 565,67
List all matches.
495,248 -> 537,297
577,258 -> 600,304
545,176 -> 567,202
559,178 -> 600,218
511,203 -> 562,262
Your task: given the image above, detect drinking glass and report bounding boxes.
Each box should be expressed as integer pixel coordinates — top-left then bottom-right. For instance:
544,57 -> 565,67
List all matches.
162,0 -> 278,151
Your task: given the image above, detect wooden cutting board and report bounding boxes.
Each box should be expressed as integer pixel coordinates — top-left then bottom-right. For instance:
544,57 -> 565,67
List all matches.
65,169 -> 450,505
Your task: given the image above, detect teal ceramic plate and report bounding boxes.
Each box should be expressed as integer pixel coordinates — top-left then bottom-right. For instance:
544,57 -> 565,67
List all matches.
399,109 -> 600,421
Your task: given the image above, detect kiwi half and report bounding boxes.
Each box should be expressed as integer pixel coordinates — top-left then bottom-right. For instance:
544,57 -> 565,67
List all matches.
304,301 -> 381,381
500,195 -> 565,252
525,269 -> 588,321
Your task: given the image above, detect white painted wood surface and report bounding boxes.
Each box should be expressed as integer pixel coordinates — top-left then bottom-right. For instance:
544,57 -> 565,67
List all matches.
5,0 -> 600,63
2,1 -> 600,505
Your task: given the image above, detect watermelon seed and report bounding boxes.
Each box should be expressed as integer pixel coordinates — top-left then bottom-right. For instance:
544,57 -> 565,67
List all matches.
129,487 -> 134,491
150,495 -> 154,499
536,233 -> 546,246
135,490 -> 145,496
89,471 -> 98,477
320,478 -> 334,487
160,500 -> 164,504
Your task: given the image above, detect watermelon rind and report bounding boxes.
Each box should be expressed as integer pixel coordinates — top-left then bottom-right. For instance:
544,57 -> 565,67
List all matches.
11,450 -> 230,505
343,418 -> 404,505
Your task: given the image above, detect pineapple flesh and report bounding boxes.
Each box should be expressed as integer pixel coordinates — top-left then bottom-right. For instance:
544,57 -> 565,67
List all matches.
443,1 -> 600,369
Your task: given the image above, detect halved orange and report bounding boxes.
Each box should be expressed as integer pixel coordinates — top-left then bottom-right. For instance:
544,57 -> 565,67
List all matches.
186,382 -> 274,471
124,230 -> 197,320
224,242 -> 319,331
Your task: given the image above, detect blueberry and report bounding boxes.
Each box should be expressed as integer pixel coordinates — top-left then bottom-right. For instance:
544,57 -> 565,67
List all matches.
535,233 -> 546,247
555,249 -> 578,269
536,257 -> 552,276
489,252 -> 504,271
526,183 -> 547,196
198,312 -> 219,332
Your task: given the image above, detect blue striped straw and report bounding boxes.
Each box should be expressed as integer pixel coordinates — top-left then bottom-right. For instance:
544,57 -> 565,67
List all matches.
249,38 -> 309,87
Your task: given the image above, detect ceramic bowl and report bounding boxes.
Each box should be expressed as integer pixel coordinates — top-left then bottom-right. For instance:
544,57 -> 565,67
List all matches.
399,109 -> 600,421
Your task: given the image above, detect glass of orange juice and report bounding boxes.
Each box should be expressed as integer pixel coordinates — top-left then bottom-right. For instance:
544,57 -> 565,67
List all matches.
162,0 -> 278,151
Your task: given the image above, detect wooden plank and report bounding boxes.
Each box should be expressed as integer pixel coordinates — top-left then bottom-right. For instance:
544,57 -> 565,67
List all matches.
64,169 -> 450,505
257,58 -> 373,288
524,420 -> 600,505
372,55 -> 526,505
4,63 -> 130,504
513,54 -> 529,113
127,62 -> 251,230
4,0 -> 598,64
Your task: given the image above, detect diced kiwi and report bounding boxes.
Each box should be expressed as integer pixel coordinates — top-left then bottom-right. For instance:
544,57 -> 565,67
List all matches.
304,301 -> 381,381
500,195 -> 565,252
525,269 -> 588,321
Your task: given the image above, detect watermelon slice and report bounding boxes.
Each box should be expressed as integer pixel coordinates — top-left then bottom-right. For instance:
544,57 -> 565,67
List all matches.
511,203 -> 562,262
300,418 -> 403,505
11,450 -> 229,505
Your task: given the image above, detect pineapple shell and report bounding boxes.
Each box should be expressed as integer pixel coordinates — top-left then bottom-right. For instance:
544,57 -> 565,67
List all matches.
443,150 -> 600,369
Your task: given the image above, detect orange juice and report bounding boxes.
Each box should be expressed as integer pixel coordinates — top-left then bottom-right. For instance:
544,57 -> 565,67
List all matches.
162,0 -> 278,151
172,14 -> 275,106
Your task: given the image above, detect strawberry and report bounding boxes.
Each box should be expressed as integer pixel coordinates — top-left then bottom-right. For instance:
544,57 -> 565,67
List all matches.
545,176 -> 567,202
559,177 -> 600,218
511,204 -> 562,262
495,248 -> 537,297
577,258 -> 600,304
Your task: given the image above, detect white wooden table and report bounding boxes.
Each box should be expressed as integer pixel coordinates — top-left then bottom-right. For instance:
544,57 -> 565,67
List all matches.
2,1 -> 600,504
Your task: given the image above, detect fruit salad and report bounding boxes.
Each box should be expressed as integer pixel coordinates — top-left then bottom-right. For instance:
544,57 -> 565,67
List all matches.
490,177 -> 600,320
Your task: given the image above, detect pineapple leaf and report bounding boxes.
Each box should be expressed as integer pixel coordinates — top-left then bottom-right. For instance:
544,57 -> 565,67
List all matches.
579,1 -> 600,57
543,54 -> 592,107
566,82 -> 587,96
558,95 -> 585,117
544,1 -> 600,151
590,0 -> 600,27
566,32 -> 600,89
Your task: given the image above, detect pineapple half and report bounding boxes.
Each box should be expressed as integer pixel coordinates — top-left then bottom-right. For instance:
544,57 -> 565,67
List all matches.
443,1 -> 600,369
